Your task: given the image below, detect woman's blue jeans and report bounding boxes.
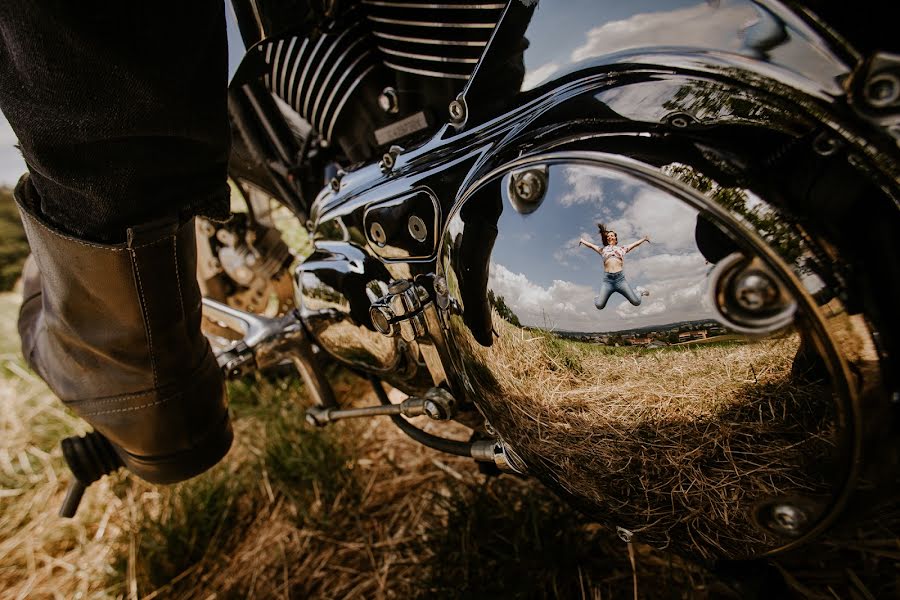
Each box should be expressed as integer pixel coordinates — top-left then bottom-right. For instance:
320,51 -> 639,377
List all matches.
594,271 -> 642,309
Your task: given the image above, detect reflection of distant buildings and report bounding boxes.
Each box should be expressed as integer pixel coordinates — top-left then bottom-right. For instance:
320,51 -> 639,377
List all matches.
557,320 -> 730,346
678,330 -> 707,342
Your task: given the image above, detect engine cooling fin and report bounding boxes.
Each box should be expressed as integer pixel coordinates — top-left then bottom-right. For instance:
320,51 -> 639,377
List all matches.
362,0 -> 504,80
257,22 -> 382,142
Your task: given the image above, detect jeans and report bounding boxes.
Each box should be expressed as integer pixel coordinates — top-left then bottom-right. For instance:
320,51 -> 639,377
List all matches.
594,271 -> 641,309
0,2 -> 230,243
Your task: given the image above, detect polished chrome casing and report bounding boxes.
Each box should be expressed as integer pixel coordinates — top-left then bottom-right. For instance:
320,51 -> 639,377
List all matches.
290,0 -> 898,559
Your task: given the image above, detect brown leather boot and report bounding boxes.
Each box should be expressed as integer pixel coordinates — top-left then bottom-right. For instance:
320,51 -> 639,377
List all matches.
16,174 -> 232,484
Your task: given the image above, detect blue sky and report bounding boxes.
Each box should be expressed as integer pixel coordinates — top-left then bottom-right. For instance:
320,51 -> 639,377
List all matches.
486,164 -> 716,333
0,4 -> 246,188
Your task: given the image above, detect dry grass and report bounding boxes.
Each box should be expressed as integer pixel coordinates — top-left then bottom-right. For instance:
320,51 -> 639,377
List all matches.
1,289 -> 898,599
454,313 -> 840,560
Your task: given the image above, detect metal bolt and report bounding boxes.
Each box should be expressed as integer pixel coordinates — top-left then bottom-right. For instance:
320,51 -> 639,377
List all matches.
381,145 -> 403,172
369,222 -> 386,246
434,276 -> 449,296
770,503 -> 807,534
864,72 -> 900,108
408,215 -> 427,242
812,132 -> 841,156
370,306 -> 393,335
514,174 -> 538,201
667,112 -> 695,128
448,98 -> 466,124
423,400 -> 443,420
734,270 -> 779,312
388,279 -> 411,295
616,527 -> 634,543
378,87 -> 399,113
508,168 -> 548,213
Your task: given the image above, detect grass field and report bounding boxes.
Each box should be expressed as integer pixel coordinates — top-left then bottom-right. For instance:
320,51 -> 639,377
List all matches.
0,290 -> 709,599
1,187 -> 898,598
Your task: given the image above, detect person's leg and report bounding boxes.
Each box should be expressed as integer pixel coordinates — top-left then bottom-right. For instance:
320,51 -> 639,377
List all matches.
594,277 -> 616,310
615,276 -> 643,306
0,2 -> 231,243
1,2 -> 233,484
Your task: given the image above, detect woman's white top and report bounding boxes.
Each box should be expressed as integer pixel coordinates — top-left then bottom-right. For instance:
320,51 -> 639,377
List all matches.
601,245 -> 626,262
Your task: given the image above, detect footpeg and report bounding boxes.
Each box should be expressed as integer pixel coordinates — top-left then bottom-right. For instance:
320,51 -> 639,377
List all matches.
58,431 -> 123,518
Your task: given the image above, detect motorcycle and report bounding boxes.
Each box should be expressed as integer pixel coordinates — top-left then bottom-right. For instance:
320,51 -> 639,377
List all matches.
60,0 -> 900,566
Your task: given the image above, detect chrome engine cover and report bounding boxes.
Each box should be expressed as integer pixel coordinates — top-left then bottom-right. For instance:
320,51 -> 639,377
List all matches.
438,150 -> 882,559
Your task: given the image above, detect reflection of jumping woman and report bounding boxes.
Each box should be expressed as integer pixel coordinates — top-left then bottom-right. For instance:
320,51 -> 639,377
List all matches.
580,223 -> 651,310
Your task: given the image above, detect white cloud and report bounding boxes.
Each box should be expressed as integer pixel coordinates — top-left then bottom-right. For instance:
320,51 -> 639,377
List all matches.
553,234 -> 594,268
627,252 -> 706,280
557,166 -> 609,207
606,187 -> 698,252
617,299 -> 666,319
570,3 -> 754,63
489,262 -> 597,330
522,61 -> 560,91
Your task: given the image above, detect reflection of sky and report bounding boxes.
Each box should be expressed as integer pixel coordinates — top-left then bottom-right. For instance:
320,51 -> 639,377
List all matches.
489,165 -> 716,333
519,0 -> 847,94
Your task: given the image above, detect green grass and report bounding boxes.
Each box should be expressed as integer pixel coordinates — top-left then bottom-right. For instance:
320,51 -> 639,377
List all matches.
114,464 -> 252,595
263,399 -> 360,526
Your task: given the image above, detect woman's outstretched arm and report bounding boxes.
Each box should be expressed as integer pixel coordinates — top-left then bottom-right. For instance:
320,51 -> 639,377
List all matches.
624,236 -> 651,253
579,238 -> 604,255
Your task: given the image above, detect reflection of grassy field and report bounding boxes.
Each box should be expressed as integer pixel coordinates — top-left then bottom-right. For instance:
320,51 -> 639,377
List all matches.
465,314 -> 842,559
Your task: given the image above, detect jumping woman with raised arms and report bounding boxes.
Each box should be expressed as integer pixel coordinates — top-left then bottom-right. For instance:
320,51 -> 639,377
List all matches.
580,223 -> 651,310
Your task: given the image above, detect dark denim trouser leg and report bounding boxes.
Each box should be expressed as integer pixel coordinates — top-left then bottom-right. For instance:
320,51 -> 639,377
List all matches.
0,2 -> 231,243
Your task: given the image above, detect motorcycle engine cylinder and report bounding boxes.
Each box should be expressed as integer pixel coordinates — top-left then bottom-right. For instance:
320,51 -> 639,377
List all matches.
362,0 -> 504,81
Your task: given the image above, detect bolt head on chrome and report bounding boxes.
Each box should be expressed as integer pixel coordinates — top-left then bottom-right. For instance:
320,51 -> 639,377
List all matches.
408,215 -> 427,242
448,98 -> 466,124
864,72 -> 900,108
378,87 -> 399,113
369,305 -> 394,335
506,167 -> 548,214
369,222 -> 387,246
734,271 -> 778,311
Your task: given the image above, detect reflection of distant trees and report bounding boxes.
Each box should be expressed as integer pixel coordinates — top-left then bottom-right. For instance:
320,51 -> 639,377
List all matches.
488,289 -> 522,327
665,163 -> 807,272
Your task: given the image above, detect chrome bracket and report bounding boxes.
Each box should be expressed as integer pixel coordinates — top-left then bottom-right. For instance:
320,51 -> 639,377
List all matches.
202,298 -> 337,408
369,279 -> 432,342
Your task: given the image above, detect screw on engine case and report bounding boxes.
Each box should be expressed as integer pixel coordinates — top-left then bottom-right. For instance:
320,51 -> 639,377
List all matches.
506,166 -> 548,215
864,71 -> 900,108
378,87 -> 399,113
408,215 -> 427,242
448,97 -> 467,124
369,222 -> 387,246
381,144 -> 404,172
753,498 -> 814,537
709,253 -> 796,335
733,270 -> 779,311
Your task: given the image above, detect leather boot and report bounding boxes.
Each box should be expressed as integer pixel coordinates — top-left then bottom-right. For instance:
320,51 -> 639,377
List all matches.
15,175 -> 232,484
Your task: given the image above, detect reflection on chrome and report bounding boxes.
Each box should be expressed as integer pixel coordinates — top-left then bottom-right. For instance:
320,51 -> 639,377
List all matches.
439,155 -> 869,559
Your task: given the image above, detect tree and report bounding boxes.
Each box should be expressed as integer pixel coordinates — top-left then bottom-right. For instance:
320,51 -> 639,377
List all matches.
488,289 -> 522,327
